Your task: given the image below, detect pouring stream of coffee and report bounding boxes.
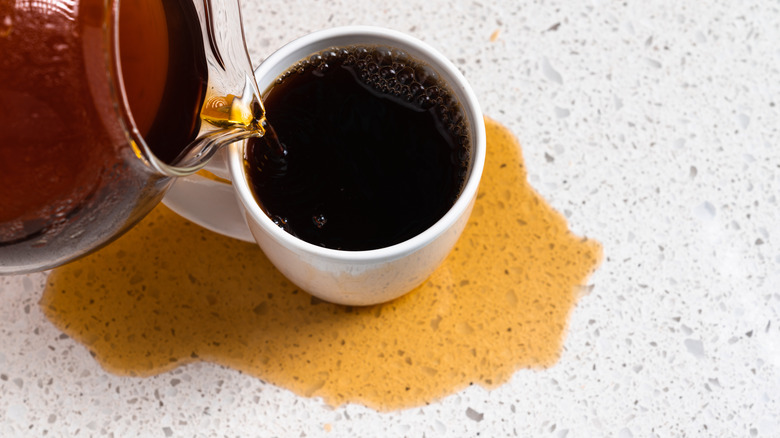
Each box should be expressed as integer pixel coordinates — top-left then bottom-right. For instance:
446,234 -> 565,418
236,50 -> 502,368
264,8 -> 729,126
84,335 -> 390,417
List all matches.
154,0 -> 283,176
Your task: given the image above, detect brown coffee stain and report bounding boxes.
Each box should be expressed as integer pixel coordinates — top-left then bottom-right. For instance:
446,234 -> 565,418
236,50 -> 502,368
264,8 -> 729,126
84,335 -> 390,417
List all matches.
41,117 -> 602,411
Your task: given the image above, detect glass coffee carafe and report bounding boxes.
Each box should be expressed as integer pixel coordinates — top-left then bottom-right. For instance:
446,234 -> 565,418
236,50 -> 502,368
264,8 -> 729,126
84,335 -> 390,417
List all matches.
0,0 -> 266,274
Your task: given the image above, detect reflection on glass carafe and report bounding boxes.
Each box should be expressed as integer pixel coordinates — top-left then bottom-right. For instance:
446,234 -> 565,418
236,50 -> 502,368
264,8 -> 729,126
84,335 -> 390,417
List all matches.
0,0 -> 266,274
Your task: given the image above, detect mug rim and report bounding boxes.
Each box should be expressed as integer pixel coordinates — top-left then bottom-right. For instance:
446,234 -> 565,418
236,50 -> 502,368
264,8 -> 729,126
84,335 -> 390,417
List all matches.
228,25 -> 486,263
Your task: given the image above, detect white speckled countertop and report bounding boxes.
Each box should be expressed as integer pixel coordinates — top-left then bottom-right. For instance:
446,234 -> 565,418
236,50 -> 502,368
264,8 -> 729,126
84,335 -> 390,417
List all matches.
2,0 -> 779,436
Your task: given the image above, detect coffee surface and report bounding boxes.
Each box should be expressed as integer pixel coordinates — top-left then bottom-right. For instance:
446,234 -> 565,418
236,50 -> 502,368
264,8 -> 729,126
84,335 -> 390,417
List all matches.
246,46 -> 471,250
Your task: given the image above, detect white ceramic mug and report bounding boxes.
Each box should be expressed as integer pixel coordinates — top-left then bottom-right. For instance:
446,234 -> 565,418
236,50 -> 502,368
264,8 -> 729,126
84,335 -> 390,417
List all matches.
166,26 -> 486,305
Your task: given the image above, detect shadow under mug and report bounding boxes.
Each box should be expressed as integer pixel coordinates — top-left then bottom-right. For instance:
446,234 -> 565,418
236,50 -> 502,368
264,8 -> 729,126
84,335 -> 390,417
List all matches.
222,26 -> 487,306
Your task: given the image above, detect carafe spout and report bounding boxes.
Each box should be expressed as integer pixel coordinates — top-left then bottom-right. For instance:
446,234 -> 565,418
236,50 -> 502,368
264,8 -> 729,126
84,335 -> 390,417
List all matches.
145,0 -> 266,177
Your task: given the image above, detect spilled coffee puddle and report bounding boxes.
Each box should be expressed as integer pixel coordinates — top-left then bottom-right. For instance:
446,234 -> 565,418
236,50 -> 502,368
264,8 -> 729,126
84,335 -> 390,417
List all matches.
41,117 -> 602,411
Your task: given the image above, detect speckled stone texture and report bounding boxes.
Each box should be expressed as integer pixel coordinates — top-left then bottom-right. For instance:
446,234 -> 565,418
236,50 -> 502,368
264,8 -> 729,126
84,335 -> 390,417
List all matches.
1,0 -> 778,436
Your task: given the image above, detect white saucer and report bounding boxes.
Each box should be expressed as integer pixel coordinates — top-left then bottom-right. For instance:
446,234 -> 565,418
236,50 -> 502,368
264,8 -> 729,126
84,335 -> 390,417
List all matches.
162,174 -> 255,243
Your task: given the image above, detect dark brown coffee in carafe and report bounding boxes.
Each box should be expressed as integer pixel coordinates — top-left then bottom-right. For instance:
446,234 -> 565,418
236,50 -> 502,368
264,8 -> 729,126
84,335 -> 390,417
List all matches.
0,0 -> 207,268
245,46 -> 472,251
120,0 -> 208,164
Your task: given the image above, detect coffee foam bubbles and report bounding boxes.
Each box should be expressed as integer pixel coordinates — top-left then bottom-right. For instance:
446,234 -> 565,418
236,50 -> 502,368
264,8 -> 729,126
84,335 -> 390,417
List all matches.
274,45 -> 472,167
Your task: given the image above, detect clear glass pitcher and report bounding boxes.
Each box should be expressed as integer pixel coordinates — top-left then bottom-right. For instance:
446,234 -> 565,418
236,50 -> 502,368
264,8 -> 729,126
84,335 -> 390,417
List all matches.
0,0 -> 265,274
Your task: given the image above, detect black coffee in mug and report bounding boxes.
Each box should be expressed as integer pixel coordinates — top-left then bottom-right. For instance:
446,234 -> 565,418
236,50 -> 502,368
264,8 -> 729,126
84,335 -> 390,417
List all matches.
245,46 -> 472,251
